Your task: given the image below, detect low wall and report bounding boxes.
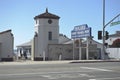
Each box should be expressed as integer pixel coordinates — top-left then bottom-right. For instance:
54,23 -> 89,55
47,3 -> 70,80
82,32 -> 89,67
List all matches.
106,48 -> 120,59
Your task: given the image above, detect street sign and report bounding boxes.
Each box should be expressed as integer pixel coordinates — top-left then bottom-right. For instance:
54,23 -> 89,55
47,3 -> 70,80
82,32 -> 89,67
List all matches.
71,24 -> 91,39
110,21 -> 120,26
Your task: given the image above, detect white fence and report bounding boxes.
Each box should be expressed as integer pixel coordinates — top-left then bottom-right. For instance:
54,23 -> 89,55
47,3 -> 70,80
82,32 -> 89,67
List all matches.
106,48 -> 120,59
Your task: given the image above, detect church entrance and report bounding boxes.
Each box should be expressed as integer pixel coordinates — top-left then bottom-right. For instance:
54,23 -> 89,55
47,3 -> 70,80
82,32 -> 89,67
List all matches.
81,48 -> 86,60
58,54 -> 62,60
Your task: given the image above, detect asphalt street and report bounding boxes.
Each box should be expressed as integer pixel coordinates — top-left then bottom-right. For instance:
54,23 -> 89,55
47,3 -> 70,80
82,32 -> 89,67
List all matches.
0,62 -> 120,80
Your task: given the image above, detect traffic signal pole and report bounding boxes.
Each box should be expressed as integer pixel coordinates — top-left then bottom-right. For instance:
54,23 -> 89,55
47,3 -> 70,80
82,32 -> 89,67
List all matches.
102,0 -> 120,59
103,0 -> 105,59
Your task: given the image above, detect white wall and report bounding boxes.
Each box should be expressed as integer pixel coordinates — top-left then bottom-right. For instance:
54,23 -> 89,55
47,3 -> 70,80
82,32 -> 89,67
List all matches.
106,48 -> 120,59
48,44 -> 73,60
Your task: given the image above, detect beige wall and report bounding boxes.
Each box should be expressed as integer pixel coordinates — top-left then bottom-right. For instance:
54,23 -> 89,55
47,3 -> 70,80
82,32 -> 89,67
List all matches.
48,44 -> 73,60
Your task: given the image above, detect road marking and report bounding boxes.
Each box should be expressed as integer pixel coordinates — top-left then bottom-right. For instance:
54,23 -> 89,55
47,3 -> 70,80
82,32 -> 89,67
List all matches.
89,77 -> 120,80
41,73 -> 94,79
0,70 -> 93,77
80,67 -> 112,72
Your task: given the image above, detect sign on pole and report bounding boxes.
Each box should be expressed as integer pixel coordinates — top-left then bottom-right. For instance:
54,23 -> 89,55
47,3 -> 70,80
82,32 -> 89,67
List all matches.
71,24 -> 91,39
110,21 -> 120,26
71,24 -> 92,60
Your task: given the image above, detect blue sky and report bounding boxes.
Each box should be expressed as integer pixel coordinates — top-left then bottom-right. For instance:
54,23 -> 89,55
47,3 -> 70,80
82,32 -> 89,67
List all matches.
0,0 -> 120,48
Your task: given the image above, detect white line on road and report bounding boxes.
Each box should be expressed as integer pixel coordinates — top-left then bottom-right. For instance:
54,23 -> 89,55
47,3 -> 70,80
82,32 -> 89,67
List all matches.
80,67 -> 112,72
0,70 -> 93,77
0,67 -> 112,77
41,73 -> 94,79
89,77 -> 120,80
0,70 -> 95,79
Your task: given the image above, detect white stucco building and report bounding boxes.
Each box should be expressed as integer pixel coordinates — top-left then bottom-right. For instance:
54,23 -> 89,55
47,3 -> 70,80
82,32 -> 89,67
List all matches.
106,31 -> 120,59
16,34 -> 70,60
31,8 -> 60,60
0,30 -> 14,61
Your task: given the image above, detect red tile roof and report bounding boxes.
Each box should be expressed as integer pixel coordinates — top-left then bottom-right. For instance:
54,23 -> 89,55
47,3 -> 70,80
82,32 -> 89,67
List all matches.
34,8 -> 60,19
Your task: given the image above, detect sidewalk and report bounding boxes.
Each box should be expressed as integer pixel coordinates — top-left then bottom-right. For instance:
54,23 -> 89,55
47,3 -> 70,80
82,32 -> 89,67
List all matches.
70,59 -> 120,63
0,60 -> 120,65
0,60 -> 72,65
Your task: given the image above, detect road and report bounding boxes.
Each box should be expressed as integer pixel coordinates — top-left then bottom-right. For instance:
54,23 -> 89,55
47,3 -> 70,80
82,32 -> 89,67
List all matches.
0,62 -> 120,80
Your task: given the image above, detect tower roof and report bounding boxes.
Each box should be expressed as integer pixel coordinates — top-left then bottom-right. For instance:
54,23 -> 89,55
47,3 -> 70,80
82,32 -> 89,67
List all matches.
34,8 -> 60,19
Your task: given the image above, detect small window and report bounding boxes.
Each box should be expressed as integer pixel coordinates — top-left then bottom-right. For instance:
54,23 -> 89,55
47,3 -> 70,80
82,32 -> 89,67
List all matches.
48,32 -> 52,40
36,20 -> 37,24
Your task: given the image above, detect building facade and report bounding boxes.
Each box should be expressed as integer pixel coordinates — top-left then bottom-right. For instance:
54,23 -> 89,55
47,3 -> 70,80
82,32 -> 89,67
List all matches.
17,9 -> 104,61
31,8 -> 60,60
16,41 -> 31,59
106,31 -> 120,59
0,30 -> 14,61
17,34 -> 72,60
106,31 -> 120,47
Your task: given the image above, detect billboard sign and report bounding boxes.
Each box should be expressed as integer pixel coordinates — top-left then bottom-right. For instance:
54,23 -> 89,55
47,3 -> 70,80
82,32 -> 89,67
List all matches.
71,24 -> 91,39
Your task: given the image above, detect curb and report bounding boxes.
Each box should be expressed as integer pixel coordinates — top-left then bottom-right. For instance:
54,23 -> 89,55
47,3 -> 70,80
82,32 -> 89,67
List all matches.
0,60 -> 120,65
70,60 -> 120,63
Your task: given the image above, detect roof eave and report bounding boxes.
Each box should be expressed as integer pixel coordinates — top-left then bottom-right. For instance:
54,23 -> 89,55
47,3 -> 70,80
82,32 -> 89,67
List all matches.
34,16 -> 60,20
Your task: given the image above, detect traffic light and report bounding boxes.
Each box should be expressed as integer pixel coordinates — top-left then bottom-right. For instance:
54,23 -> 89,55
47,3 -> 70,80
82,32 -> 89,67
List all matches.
98,31 -> 102,40
105,31 -> 109,40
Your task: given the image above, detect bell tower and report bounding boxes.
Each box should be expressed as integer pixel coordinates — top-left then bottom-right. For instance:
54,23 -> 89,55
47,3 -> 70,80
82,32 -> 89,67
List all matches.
32,8 -> 60,60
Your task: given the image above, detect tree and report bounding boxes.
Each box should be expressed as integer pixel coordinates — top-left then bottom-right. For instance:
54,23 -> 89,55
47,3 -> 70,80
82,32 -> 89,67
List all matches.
112,39 -> 120,47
